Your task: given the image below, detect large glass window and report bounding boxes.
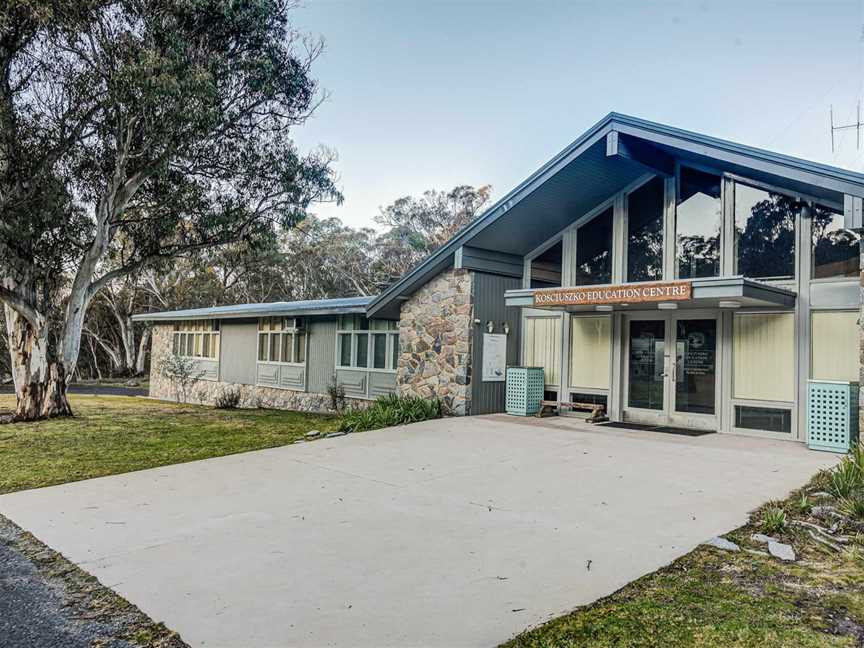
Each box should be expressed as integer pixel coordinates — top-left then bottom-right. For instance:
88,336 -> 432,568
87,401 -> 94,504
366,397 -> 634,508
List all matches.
337,317 -> 399,371
256,317 -> 306,364
735,183 -> 799,280
627,177 -> 664,282
811,311 -> 858,381
172,320 -> 220,360
735,406 -> 791,433
733,313 -> 794,402
575,207 -> 613,286
676,167 -> 721,279
530,241 -> 563,288
812,204 -> 859,279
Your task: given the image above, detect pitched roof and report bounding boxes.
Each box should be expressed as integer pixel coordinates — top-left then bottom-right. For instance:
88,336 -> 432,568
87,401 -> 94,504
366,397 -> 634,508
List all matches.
366,112 -> 864,318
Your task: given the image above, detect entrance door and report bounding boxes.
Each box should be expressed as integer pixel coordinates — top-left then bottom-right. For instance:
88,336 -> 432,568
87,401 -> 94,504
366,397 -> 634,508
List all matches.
624,313 -> 719,431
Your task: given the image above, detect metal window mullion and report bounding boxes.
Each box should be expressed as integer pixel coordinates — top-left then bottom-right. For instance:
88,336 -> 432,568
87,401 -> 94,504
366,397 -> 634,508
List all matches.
721,176 -> 736,276
663,175 -> 676,280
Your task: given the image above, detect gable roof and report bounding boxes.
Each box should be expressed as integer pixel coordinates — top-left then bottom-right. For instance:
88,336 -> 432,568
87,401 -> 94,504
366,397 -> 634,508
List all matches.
367,112 -> 864,318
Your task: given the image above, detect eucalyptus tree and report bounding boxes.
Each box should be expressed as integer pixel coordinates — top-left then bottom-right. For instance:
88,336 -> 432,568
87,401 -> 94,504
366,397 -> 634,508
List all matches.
0,0 -> 339,420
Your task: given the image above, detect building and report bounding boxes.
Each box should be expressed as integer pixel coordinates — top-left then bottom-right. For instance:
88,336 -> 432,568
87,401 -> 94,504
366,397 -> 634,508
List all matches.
136,113 -> 864,442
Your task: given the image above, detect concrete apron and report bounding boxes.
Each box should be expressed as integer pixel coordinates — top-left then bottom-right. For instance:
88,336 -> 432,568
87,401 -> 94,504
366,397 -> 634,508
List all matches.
0,416 -> 838,648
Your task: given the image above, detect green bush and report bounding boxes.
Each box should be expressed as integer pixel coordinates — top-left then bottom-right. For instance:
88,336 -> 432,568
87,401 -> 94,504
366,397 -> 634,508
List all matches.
338,394 -> 442,433
840,493 -> 864,520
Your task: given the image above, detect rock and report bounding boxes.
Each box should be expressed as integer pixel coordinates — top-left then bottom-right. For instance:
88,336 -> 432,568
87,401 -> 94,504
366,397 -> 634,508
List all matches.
305,430 -> 321,439
768,541 -> 796,562
325,431 -> 346,438
703,537 -> 740,552
751,533 -> 777,545
124,379 -> 140,387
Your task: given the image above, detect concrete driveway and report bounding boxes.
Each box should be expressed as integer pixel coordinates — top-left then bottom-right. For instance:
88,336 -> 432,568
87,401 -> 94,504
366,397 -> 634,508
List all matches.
0,415 -> 836,648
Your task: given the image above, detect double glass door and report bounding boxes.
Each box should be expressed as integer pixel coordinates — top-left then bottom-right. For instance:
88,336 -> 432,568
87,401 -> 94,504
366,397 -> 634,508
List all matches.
624,313 -> 719,430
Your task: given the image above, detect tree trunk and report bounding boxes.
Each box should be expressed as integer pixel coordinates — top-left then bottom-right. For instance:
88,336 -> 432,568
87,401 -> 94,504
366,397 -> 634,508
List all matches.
135,327 -> 150,376
6,308 -> 72,421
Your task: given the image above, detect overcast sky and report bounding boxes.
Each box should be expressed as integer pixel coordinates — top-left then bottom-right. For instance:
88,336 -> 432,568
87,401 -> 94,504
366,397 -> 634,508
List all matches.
291,0 -> 864,229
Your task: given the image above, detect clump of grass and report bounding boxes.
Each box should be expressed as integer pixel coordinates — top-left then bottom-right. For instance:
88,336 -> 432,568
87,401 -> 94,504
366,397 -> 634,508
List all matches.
839,493 -> 864,520
761,507 -> 787,535
795,493 -> 812,515
830,455 -> 862,499
338,394 -> 442,433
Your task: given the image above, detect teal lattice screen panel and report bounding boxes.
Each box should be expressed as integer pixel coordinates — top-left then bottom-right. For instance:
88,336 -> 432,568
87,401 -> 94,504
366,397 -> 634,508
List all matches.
506,367 -> 544,416
807,380 -> 859,453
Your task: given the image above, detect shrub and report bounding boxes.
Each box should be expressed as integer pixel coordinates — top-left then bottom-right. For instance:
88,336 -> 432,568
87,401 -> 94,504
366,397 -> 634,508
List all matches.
761,507 -> 787,535
158,354 -> 205,404
215,387 -> 242,409
830,456 -> 862,499
327,378 -> 346,412
338,394 -> 442,434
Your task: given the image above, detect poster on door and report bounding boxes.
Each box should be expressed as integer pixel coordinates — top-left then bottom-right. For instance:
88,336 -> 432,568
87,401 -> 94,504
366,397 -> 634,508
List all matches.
482,333 -> 507,382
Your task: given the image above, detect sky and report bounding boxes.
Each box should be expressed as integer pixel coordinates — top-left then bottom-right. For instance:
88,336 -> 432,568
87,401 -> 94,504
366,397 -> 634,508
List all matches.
290,0 -> 864,230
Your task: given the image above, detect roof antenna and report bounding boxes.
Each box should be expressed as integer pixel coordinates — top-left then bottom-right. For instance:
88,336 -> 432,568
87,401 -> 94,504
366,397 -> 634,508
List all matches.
830,101 -> 863,153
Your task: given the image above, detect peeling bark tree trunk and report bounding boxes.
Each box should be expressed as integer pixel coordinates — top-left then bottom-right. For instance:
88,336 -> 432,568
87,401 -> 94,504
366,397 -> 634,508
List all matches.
135,327 -> 150,376
5,307 -> 72,420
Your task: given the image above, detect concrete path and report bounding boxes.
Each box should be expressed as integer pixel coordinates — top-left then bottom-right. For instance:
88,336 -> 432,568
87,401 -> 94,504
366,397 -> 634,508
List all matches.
0,416 -> 836,648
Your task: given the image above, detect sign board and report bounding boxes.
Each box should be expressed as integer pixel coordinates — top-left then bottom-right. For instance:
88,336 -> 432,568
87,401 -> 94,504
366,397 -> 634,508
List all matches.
482,333 -> 507,382
533,280 -> 692,308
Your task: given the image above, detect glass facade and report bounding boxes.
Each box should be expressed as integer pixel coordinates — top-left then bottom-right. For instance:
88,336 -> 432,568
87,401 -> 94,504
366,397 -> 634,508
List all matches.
734,183 -> 799,280
627,177 -> 665,282
575,208 -> 613,285
812,204 -> 859,279
627,319 -> 665,410
676,167 -> 721,279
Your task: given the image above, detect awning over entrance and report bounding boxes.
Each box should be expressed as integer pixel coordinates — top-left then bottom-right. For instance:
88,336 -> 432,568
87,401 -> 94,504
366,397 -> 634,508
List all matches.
504,276 -> 796,312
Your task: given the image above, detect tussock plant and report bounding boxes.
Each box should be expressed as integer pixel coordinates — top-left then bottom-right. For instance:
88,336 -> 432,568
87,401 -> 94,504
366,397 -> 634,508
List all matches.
761,507 -> 787,535
839,493 -> 864,520
830,455 -> 863,499
795,493 -> 812,515
214,387 -> 242,409
338,394 -> 442,433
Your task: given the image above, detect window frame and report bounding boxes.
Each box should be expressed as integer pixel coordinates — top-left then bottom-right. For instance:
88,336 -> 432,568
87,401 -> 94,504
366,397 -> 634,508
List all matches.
810,203 -> 860,282
335,316 -> 399,373
256,317 -> 307,366
674,162 -> 725,281
172,320 -> 220,360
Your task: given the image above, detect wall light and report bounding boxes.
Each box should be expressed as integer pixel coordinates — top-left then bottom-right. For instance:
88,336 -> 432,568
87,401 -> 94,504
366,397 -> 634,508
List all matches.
595,305 -> 613,312
502,322 -> 510,335
718,300 -> 741,309
486,320 -> 495,333
657,302 -> 678,310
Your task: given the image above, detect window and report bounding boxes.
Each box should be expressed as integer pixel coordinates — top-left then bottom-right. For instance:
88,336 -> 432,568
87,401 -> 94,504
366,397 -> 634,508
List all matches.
523,316 -> 562,386
256,317 -> 306,364
575,207 -> 613,286
734,183 -> 799,280
676,166 -> 721,279
811,311 -> 858,381
812,204 -> 859,279
733,312 -> 794,402
568,316 -> 611,390
530,241 -> 563,288
627,177 -> 664,282
735,406 -> 791,434
172,320 -> 220,360
337,316 -> 399,371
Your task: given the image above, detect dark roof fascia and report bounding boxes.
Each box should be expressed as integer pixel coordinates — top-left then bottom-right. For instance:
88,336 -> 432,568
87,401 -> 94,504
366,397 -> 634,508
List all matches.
132,300 -> 375,323
367,112 -> 864,318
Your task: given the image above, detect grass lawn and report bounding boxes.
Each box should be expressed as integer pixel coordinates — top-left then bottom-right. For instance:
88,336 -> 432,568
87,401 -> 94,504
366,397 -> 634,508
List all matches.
503,470 -> 864,648
0,395 -> 339,494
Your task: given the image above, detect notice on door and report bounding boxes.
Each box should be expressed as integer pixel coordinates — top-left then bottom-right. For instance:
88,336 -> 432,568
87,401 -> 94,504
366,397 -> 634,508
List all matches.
533,280 -> 692,308
482,333 -> 507,382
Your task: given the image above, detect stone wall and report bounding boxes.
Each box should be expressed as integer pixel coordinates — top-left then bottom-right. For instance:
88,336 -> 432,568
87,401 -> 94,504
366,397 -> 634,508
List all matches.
147,323 -> 369,414
396,268 -> 474,415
